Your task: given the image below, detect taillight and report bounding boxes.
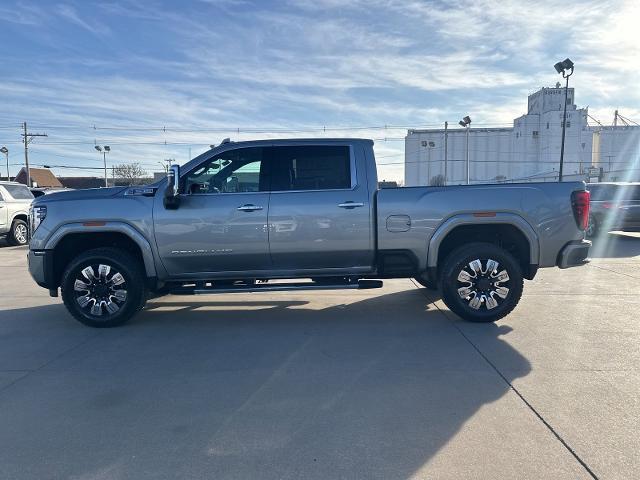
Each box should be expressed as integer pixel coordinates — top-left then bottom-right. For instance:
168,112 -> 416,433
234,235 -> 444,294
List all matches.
572,190 -> 590,231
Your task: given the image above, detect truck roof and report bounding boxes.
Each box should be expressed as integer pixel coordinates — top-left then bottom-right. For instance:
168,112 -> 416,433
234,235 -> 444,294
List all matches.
210,138 -> 374,148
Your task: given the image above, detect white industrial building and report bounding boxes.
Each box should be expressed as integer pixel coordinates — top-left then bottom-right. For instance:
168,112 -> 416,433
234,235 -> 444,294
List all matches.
405,86 -> 640,186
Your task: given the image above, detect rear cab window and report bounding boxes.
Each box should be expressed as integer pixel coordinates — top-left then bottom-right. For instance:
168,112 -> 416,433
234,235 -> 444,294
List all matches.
269,145 -> 352,191
3,184 -> 34,200
588,184 -> 640,202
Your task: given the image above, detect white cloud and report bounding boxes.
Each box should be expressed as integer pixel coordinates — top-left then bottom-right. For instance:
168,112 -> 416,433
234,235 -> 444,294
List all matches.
56,3 -> 111,35
0,0 -> 638,183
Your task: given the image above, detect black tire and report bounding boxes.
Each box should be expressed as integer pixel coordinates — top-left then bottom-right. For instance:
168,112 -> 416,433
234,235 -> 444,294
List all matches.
7,219 -> 29,246
414,274 -> 438,290
61,247 -> 146,328
440,242 -> 523,323
585,215 -> 598,238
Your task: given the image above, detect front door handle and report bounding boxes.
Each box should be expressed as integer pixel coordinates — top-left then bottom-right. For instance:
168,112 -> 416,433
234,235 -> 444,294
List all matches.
338,202 -> 364,209
237,204 -> 263,212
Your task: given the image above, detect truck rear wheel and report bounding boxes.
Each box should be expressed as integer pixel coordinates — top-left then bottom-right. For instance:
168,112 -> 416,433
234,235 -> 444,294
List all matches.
439,242 -> 523,323
61,247 -> 146,328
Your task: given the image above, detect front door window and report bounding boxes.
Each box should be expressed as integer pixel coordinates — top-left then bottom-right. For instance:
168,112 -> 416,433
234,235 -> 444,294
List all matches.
185,148 -> 267,194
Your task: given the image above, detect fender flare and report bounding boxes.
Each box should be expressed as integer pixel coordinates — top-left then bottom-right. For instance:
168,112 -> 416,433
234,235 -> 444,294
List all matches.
427,213 -> 540,269
9,210 -> 29,224
44,222 -> 157,278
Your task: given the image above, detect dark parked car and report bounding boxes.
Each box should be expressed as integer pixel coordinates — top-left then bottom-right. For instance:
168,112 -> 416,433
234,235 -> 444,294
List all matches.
587,183 -> 640,236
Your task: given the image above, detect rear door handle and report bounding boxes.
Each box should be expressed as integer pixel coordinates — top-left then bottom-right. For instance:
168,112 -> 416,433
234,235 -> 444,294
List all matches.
338,202 -> 364,209
237,204 -> 263,212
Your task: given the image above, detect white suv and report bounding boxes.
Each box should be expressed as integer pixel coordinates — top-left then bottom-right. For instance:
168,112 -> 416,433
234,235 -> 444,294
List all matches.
0,182 -> 33,246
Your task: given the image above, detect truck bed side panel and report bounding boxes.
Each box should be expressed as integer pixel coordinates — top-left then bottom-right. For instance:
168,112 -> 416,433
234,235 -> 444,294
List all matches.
376,182 -> 586,271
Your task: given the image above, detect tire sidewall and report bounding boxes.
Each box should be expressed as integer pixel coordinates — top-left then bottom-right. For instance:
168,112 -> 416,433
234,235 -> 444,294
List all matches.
61,249 -> 144,327
9,219 -> 29,246
440,243 -> 523,322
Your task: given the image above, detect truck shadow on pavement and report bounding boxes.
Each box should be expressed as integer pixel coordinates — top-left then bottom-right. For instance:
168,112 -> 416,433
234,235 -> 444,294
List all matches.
0,288 -> 531,480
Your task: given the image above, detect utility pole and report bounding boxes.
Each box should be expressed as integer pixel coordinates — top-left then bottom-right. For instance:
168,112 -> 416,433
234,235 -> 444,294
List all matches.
443,121 -> 448,185
21,122 -> 48,187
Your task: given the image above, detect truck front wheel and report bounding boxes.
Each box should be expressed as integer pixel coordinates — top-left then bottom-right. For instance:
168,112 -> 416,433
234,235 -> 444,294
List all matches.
61,247 -> 146,328
439,242 -> 523,323
7,219 -> 29,246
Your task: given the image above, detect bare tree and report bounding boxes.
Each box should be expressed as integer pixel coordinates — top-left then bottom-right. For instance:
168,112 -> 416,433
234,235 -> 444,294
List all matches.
430,174 -> 446,186
113,163 -> 148,185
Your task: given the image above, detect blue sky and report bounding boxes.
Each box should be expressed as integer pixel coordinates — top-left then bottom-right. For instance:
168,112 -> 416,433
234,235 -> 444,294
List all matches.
0,0 -> 638,182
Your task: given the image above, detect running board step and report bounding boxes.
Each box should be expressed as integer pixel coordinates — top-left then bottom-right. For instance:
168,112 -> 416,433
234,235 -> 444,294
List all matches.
174,279 -> 383,295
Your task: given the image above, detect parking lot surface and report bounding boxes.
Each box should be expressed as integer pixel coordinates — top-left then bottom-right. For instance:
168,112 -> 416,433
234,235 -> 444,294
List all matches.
1,234 -> 639,479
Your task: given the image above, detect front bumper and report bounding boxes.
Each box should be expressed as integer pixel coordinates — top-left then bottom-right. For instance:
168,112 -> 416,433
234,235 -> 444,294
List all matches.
557,239 -> 591,269
28,249 -> 56,290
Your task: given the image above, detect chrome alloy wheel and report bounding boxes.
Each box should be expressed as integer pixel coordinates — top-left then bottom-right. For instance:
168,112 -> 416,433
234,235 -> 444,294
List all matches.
73,264 -> 128,317
14,223 -> 28,244
456,258 -> 510,310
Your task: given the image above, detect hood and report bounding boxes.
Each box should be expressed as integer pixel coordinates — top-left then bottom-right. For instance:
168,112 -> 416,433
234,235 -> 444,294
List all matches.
33,186 -> 128,204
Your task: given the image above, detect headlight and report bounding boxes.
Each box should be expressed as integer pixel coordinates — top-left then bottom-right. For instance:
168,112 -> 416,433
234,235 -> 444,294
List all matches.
29,205 -> 47,234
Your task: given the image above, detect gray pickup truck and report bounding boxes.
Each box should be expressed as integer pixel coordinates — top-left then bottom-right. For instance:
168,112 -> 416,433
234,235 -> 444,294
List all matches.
28,138 -> 591,327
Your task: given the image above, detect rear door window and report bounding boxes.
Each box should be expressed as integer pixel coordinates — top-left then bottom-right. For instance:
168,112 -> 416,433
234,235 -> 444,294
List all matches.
270,145 -> 352,191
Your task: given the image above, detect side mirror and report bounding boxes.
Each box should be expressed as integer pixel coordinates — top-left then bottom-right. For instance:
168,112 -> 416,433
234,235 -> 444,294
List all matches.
164,164 -> 181,209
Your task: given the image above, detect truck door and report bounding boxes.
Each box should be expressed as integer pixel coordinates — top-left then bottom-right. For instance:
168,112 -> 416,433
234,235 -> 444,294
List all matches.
267,144 -> 374,273
154,147 -> 271,276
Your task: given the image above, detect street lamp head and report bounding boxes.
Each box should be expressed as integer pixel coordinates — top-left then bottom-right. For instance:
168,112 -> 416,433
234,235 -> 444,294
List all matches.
104,146 -> 110,152
459,121 -> 466,127
554,58 -> 574,75
463,116 -> 471,125
94,145 -> 102,152
0,146 -> 8,154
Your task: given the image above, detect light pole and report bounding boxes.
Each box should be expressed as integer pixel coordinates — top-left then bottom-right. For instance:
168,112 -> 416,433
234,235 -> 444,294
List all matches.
0,147 -> 8,181
95,145 -> 110,187
459,116 -> 472,184
554,58 -> 574,182
443,121 -> 448,185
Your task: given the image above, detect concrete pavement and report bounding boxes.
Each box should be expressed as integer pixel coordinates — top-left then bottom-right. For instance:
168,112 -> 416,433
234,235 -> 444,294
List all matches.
0,233 -> 639,479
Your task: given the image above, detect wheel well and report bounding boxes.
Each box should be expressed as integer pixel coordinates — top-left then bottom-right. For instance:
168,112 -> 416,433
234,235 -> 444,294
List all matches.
436,224 -> 535,279
12,214 -> 27,224
52,232 -> 145,286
